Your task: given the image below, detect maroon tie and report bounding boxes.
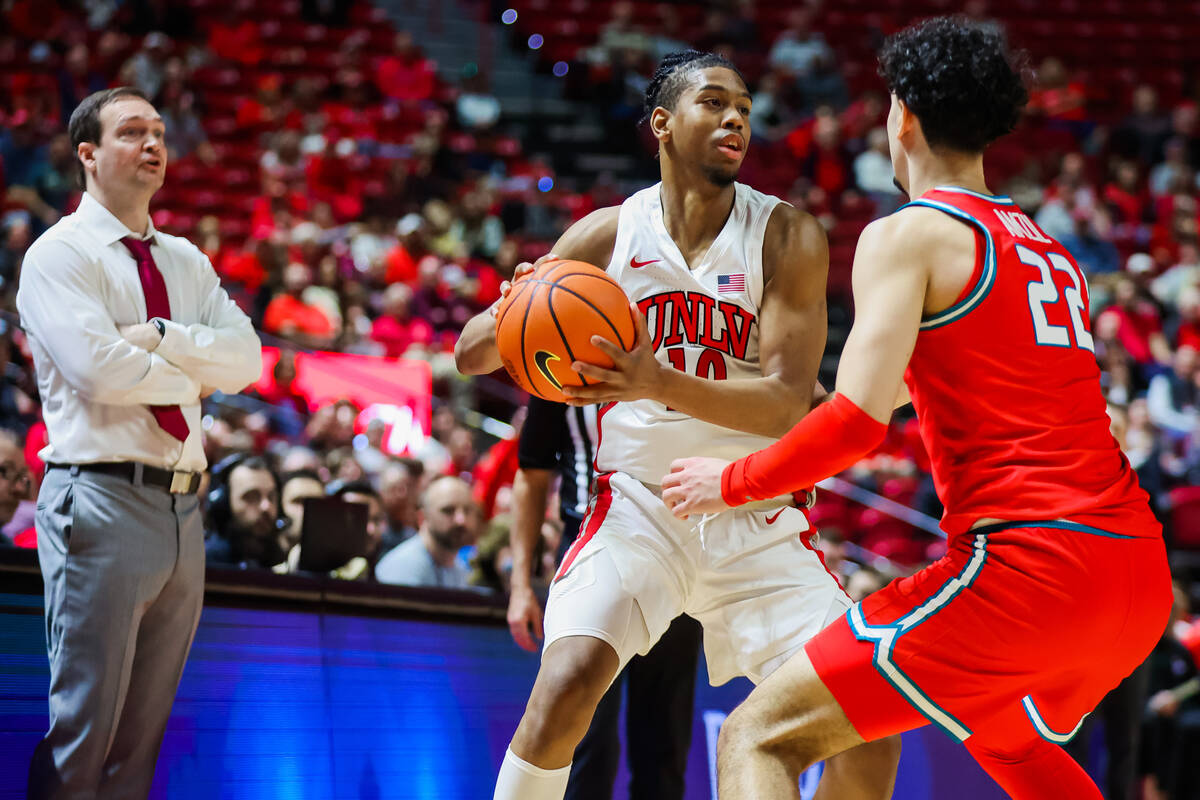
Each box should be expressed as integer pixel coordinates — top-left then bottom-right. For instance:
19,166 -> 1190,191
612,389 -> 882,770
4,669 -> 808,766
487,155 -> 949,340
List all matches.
120,237 -> 190,443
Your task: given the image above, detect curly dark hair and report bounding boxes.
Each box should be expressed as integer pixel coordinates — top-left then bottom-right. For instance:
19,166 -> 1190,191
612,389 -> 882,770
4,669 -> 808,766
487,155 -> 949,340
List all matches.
642,50 -> 746,124
878,16 -> 1029,153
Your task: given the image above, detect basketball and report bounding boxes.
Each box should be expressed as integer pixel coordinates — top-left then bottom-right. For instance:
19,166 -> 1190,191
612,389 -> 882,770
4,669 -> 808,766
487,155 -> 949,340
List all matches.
495,259 -> 636,403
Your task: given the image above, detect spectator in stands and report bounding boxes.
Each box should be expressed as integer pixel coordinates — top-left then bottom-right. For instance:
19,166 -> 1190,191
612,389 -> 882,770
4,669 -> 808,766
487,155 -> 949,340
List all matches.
1028,56 -> 1087,125
375,475 -> 478,588
371,284 -> 432,359
1150,139 -> 1196,198
456,72 -> 502,132
57,43 -> 106,123
1147,346 -> 1199,440
854,127 -> 902,213
768,7 -> 832,80
452,189 -> 505,260
845,567 -> 885,603
4,132 -> 74,234
1106,160 -> 1149,227
1060,206 -> 1121,275
375,31 -> 437,105
469,516 -> 517,594
251,350 -> 309,436
260,130 -> 307,194
1097,274 -> 1173,372
801,113 -> 851,196
445,426 -> 478,480
595,1 -> 650,63
378,457 -> 423,554
1152,248 -> 1200,310
277,469 -> 325,555
159,85 -> 213,164
263,262 -> 338,347
279,445 -> 325,477
1168,285 -> 1200,350
0,429 -> 33,546
1169,102 -> 1200,169
647,5 -> 688,62
330,478 -> 388,570
205,456 -> 289,570
207,1 -> 265,66
0,110 -> 48,188
282,476 -> 386,579
1118,84 -> 1172,165
0,217 -> 32,300
326,446 -> 366,483
1140,582 -> 1200,800
121,32 -> 172,100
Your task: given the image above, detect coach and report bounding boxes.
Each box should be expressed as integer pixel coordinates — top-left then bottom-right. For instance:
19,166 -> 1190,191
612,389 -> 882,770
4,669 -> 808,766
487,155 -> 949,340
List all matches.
17,87 -> 262,799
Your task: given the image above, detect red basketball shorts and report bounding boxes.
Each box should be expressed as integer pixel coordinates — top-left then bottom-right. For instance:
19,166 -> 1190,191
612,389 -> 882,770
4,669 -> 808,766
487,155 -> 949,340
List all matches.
806,520 -> 1172,747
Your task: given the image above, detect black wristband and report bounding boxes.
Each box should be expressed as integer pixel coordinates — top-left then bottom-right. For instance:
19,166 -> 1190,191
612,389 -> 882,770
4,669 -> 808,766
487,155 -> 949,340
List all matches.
151,318 -> 166,337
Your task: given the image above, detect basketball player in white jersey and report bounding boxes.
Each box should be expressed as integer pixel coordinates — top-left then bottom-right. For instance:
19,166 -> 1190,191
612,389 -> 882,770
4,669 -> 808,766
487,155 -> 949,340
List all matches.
457,51 -> 899,800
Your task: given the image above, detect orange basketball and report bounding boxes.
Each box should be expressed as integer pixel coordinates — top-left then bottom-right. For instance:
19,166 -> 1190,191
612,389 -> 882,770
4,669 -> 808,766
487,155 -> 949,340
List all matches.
495,259 -> 636,403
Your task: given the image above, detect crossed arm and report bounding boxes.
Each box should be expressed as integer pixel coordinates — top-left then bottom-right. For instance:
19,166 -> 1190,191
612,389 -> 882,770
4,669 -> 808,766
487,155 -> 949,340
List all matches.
17,239 -> 261,406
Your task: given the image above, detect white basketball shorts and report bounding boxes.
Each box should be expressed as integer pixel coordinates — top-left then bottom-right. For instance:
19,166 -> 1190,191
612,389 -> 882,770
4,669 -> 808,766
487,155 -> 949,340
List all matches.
543,471 -> 851,686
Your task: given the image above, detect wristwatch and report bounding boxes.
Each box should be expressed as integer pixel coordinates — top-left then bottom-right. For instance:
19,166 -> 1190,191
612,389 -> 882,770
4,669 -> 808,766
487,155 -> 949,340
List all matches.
151,318 -> 166,338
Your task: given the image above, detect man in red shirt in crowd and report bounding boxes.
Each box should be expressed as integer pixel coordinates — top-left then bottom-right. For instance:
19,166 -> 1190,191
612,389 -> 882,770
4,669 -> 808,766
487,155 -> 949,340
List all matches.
1096,274 -> 1172,368
371,283 -> 433,358
375,32 -> 437,104
263,262 -> 337,347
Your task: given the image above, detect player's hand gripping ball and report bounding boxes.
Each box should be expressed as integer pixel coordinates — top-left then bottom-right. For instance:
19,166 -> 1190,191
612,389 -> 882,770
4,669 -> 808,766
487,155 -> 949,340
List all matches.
495,259 -> 636,403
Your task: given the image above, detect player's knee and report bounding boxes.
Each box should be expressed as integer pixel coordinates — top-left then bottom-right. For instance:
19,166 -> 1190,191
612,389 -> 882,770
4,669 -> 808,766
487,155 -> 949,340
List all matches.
527,639 -> 617,727
718,703 -> 823,774
869,733 -> 902,768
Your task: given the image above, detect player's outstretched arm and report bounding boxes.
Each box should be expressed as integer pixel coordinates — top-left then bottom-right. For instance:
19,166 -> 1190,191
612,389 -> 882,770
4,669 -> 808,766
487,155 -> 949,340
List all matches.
663,211 -> 930,517
567,204 -> 828,438
454,207 -> 621,375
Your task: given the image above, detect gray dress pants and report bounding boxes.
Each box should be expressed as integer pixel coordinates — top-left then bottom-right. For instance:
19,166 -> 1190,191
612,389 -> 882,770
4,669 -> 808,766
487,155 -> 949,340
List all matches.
27,465 -> 205,800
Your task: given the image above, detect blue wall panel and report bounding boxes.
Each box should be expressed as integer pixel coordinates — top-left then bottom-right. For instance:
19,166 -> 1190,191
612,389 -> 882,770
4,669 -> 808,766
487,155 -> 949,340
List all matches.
0,593 -> 1006,799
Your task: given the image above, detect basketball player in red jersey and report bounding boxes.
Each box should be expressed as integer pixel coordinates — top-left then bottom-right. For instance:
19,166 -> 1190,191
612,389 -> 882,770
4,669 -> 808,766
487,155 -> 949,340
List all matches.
458,51 -> 898,800
664,17 -> 1173,799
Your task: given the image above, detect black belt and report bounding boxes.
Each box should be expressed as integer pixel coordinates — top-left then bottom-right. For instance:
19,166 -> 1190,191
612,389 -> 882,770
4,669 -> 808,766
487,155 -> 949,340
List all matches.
49,462 -> 202,494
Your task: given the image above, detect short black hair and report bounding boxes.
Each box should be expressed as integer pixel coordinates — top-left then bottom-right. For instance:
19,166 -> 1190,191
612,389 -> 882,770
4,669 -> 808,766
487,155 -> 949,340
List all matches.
642,50 -> 746,124
327,479 -> 380,501
878,16 -> 1028,153
281,469 -> 324,489
67,86 -> 151,189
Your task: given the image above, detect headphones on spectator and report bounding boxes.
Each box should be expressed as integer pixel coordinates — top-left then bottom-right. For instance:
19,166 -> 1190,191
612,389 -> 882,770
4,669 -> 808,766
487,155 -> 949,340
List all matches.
206,453 -> 289,536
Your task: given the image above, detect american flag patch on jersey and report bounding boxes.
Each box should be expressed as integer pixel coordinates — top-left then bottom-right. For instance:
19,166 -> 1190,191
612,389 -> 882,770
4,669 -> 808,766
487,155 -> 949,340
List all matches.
717,273 -> 746,294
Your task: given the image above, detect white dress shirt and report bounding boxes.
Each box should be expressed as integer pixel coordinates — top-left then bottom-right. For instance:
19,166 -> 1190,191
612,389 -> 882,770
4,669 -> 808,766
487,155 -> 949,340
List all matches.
17,191 -> 262,472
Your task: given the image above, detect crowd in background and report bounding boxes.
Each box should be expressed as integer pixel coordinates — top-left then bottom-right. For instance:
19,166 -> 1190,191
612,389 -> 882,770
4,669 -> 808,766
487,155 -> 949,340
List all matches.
0,0 -> 1197,569
3,0 -> 1200,794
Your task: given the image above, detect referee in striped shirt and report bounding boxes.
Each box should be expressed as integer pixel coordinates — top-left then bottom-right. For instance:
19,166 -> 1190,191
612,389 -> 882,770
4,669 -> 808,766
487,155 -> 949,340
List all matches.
507,396 -> 702,800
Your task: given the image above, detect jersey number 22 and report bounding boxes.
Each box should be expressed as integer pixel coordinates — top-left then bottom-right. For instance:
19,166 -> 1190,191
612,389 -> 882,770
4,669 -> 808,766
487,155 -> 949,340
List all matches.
1019,243 -> 1095,353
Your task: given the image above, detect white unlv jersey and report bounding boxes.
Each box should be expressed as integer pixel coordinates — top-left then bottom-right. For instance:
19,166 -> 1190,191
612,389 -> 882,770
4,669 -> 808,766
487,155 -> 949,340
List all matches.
595,181 -> 784,485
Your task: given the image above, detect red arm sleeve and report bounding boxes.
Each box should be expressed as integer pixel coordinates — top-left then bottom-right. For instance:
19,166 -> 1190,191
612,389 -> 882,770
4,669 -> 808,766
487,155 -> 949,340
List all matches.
721,393 -> 888,506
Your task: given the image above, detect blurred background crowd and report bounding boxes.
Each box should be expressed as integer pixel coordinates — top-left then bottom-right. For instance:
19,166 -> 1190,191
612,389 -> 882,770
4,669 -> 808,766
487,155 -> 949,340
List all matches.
3,0 -> 1200,792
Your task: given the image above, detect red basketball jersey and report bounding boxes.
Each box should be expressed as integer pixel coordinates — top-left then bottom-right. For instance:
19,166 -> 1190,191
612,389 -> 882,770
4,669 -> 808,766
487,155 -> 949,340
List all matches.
901,187 -> 1158,541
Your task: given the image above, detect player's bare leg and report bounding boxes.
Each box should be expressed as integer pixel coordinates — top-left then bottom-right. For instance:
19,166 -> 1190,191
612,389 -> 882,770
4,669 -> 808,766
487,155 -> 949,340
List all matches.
494,635 -> 620,800
718,648 -> 899,799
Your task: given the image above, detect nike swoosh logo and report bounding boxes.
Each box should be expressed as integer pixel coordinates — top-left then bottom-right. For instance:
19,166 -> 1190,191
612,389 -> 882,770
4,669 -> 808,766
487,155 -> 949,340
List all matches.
534,350 -> 563,390
630,256 -> 660,269
765,509 -> 785,525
